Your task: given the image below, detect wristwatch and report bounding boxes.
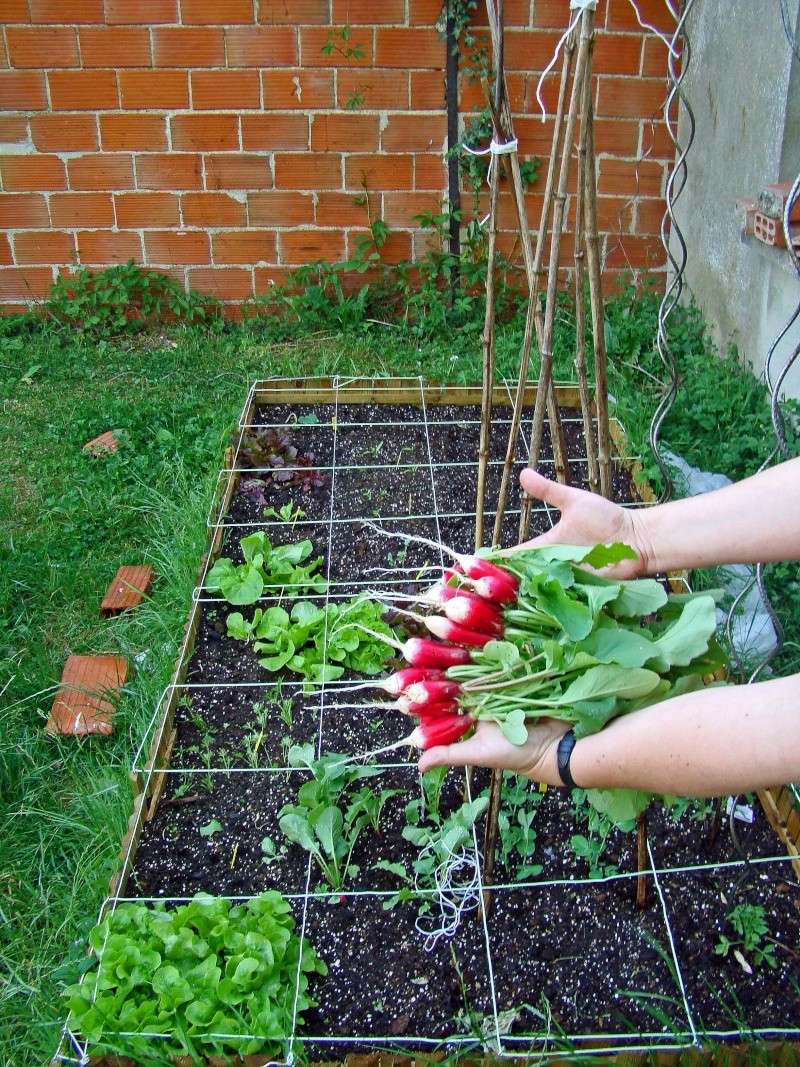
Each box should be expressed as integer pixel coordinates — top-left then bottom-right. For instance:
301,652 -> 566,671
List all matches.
556,729 -> 579,788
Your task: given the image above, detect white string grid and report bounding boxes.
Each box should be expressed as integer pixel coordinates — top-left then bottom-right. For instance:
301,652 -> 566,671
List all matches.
60,376 -> 800,1064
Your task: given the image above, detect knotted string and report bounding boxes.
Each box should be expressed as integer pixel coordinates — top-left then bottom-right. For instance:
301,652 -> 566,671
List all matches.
535,0 -> 597,122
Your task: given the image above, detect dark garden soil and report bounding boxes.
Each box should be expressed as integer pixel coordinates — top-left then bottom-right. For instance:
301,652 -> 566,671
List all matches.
129,401 -> 800,1055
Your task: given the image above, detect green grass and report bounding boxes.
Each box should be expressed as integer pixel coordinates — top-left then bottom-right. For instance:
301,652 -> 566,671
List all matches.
0,281 -> 797,1065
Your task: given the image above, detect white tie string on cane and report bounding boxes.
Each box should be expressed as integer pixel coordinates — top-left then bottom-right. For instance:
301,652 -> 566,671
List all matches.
626,0 -> 680,58
461,138 -> 519,225
534,0 -> 597,122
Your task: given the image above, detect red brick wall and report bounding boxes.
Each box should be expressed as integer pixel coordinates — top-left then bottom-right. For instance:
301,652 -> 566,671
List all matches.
0,0 -> 673,313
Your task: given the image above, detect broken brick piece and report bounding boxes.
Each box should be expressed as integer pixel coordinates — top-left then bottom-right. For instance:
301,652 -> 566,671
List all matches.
46,654 -> 129,737
100,565 -> 154,616
83,431 -> 120,456
753,212 -> 786,248
758,181 -> 800,223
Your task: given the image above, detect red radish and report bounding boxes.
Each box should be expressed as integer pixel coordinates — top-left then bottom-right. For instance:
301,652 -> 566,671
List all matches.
402,636 -> 472,668
424,616 -> 495,648
380,667 -> 445,696
456,555 -> 518,589
402,680 -> 461,706
472,574 -> 518,605
398,696 -> 460,718
411,714 -> 473,749
443,595 -> 504,635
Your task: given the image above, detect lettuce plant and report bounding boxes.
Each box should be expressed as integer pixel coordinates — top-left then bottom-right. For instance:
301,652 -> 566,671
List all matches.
206,532 -> 325,605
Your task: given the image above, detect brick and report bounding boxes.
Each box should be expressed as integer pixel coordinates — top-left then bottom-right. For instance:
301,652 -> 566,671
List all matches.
0,235 -> 10,265
382,191 -> 442,228
503,30 -> 563,70
67,154 -> 134,190
46,655 -> 128,737
274,152 -> 340,190
105,0 -> 177,23
606,0 -> 672,32
30,115 -> 97,152
13,229 -> 75,264
315,190 -> 376,226
410,70 -> 443,109
181,0 -> 254,23
593,118 -> 640,155
374,28 -> 444,68
78,229 -> 143,263
408,0 -> 442,21
339,69 -> 408,110
49,70 -> 118,110
31,0 -> 103,22
350,227 -> 411,263
0,0 -> 31,20
514,116 -> 560,157
604,233 -> 663,269
79,27 -> 152,67
345,152 -> 413,190
259,0 -> 328,23
531,0 -> 584,26
242,114 -> 308,150
226,26 -> 297,66
191,70 -> 260,110
281,229 -> 344,263
100,114 -> 167,151
599,157 -> 663,197
188,266 -> 253,299
0,117 -> 29,145
253,264 -> 293,292
0,266 -> 53,300
465,0 -> 529,25
119,70 -> 188,109
0,34 -> 7,68
381,113 -> 446,152
83,429 -> 120,454
115,191 -> 179,226
0,155 -> 65,191
0,71 -> 47,109
642,36 -> 670,79
262,68 -> 333,109
248,190 -> 314,225
312,114 -> 378,152
635,197 -> 665,235
641,116 -> 674,160
145,230 -> 210,264
213,229 -> 277,264
51,192 -> 114,226
414,152 -> 445,190
205,154 -> 272,190
7,27 -> 79,67
183,191 -> 247,226
137,153 -> 203,190
596,76 -> 667,118
333,0 -> 404,22
100,565 -> 154,616
593,33 -> 643,76
172,114 -> 240,152
301,26 -> 373,67
152,27 -> 224,66
0,193 -> 49,228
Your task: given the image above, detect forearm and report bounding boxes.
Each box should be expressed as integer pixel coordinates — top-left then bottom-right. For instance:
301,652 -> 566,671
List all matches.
633,457 -> 800,574
563,673 -> 800,796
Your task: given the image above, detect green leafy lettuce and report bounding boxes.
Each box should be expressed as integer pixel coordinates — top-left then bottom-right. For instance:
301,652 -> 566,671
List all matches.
206,532 -> 325,605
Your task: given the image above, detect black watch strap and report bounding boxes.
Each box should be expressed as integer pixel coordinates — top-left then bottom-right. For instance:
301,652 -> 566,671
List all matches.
556,729 -> 578,789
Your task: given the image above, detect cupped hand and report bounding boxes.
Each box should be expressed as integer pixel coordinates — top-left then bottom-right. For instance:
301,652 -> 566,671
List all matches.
515,468 -> 653,579
417,718 -> 569,783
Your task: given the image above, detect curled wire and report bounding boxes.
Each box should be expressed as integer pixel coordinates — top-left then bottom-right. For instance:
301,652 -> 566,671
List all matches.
414,837 -> 482,952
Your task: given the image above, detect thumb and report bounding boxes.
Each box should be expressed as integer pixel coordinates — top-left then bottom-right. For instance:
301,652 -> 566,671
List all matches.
417,736 -> 484,773
519,467 -> 573,509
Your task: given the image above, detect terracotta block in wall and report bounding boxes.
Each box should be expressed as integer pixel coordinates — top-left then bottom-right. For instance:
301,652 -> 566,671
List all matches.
604,233 -> 663,269
592,118 -> 640,155
51,193 -> 115,226
0,36 -> 10,67
312,114 -> 379,152
333,0 -> 405,22
262,69 -> 334,109
188,267 -> 253,300
248,190 -> 315,226
381,191 -> 442,229
0,155 -> 66,191
182,191 -> 247,226
300,26 -> 374,67
115,192 -> 179,227
641,119 -> 673,161
642,36 -> 670,78
172,114 -> 240,152
213,230 -> 277,264
205,154 -> 272,190
599,157 -> 663,197
503,30 -> 564,70
67,154 -> 134,190
414,153 -> 446,190
49,70 -> 119,110
13,230 -> 75,265
375,28 -> 444,68
78,229 -> 143,264
79,27 -> 152,67
467,0 -> 530,25
596,77 -> 667,118
274,152 -> 341,190
152,27 -> 225,67
337,69 -> 409,110
410,70 -> 444,110
136,153 -> 203,190
191,70 -> 260,110
606,0 -> 672,32
259,0 -> 328,23
242,114 -> 309,150
409,0 -> 452,22
105,0 -> 178,23
0,71 -> 48,109
314,190 -> 377,227
350,228 -> 411,263
531,0 -> 589,26
593,34 -> 643,75
381,113 -> 446,152
30,115 -> 98,152
31,0 -> 103,22
281,229 -> 345,264
0,267 -> 54,300
345,153 -> 413,190
0,116 -> 27,143
0,194 -> 50,229
46,654 -> 128,737
0,0 -> 31,21
225,27 -> 298,67
100,115 -> 167,152
6,27 -> 80,68
119,70 -> 188,109
0,235 -> 11,265
145,230 -> 210,264
181,0 -> 255,23
635,197 -> 666,235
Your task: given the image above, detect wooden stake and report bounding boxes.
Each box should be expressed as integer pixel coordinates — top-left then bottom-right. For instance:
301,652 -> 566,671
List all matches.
481,768 -> 504,917
636,810 -> 648,908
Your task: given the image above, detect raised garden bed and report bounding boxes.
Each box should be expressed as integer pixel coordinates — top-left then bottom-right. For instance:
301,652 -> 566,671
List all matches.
60,379 -> 800,1065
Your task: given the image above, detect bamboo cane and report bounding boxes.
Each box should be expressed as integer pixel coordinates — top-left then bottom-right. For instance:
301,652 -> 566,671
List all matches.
636,810 -> 648,908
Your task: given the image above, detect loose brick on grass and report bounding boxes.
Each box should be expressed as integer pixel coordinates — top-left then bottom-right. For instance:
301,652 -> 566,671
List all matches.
46,654 -> 129,737
100,565 -> 154,616
83,430 -> 121,455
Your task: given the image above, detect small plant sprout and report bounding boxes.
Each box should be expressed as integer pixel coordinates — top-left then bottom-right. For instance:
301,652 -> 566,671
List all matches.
263,501 -> 306,528
715,903 -> 778,970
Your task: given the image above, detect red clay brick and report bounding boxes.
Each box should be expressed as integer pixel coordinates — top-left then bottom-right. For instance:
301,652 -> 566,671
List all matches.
13,229 -> 75,264
78,229 -> 143,263
596,77 -> 667,119
410,70 -> 443,109
274,152 -> 341,190
7,27 -> 80,67
381,113 -> 446,152
414,152 -> 445,190
0,235 -> 10,265
152,27 -> 224,66
0,71 -> 47,110
136,153 -> 202,190
604,233 -> 663,269
120,70 -> 188,109
0,193 -> 49,228
79,27 -> 152,67
382,191 -> 442,228
0,266 -> 54,300
242,114 -> 308,150
593,33 -> 643,75
0,116 -> 27,144
345,153 -> 413,190
350,227 -> 411,262
262,68 -> 333,109
51,192 -> 114,226
375,28 -> 444,68
281,229 -> 344,263
213,229 -> 276,264
115,191 -> 179,227
172,114 -> 240,152
314,190 -> 377,227
260,0 -> 328,22
46,654 -> 128,737
606,0 -> 671,31
593,118 -> 640,155
641,36 -> 670,79
635,196 -> 665,235
83,430 -> 120,456
68,153 -> 134,190
30,114 -> 98,152
333,0 -> 404,22
226,26 -> 297,66
407,0 -> 440,19
188,266 -> 253,299
145,229 -> 210,264
31,0 -> 103,22
0,35 -> 8,68
467,0 -> 529,25
191,70 -> 260,110
599,157 -> 663,197
183,191 -> 247,226
205,154 -> 272,190
100,565 -> 154,615
641,119 -> 673,160
0,0 -> 31,21
338,69 -> 408,110
1,155 -> 66,191
507,116 -> 557,157
49,70 -> 118,110
301,26 -> 374,67
531,0 -> 584,26
100,114 -> 167,151
105,0 -> 177,22
181,0 -> 254,23
248,190 -> 314,225
312,113 -> 378,152
503,30 -> 564,70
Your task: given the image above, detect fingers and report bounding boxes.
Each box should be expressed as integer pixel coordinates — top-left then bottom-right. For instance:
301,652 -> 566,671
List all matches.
417,735 -> 486,773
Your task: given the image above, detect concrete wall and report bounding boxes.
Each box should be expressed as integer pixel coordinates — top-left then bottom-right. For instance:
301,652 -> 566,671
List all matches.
675,0 -> 800,397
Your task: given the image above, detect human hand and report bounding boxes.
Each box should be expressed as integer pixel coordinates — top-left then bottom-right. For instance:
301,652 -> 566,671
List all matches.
417,718 -> 569,784
514,468 -> 653,579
